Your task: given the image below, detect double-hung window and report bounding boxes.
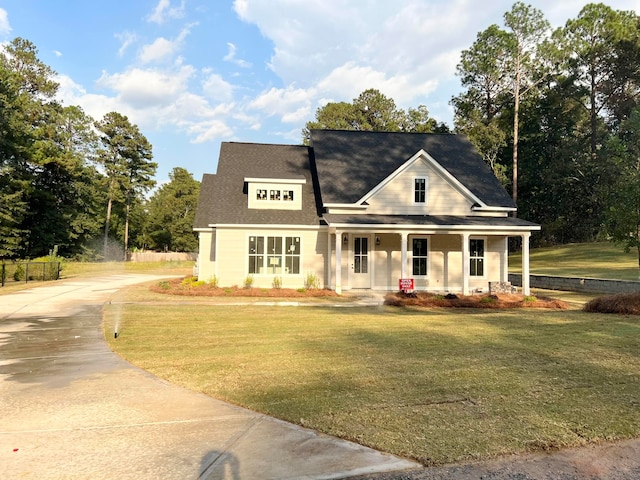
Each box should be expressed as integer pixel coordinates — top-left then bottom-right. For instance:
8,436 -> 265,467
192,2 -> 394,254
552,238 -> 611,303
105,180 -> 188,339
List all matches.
248,235 -> 300,275
470,238 -> 485,277
412,237 -> 428,276
414,177 -> 427,204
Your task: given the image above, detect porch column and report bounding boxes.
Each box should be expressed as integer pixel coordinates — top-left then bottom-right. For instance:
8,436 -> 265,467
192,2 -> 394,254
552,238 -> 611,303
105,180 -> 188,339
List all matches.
335,231 -> 343,294
521,232 -> 531,295
502,237 -> 509,282
461,232 -> 470,295
327,230 -> 332,289
400,232 -> 408,279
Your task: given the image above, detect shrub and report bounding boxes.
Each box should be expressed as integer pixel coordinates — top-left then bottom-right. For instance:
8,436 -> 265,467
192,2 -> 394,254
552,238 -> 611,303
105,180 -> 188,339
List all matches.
243,275 -> 254,289
13,264 -> 25,281
207,275 -> 219,288
480,295 -> 497,304
158,281 -> 171,290
272,276 -> 282,289
523,295 -> 537,303
304,272 -> 320,290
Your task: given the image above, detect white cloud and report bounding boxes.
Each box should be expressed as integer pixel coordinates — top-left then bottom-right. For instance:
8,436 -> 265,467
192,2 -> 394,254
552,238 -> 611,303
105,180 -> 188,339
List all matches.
53,50 -> 62,57
115,31 -> 137,57
147,0 -> 185,24
96,66 -> 196,109
223,42 -> 251,68
139,24 -> 194,64
0,8 -> 10,36
202,73 -> 235,102
249,85 -> 316,123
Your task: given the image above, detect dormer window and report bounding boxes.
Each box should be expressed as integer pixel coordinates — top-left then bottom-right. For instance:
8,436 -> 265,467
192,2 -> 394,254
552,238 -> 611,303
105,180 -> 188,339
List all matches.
270,190 -> 281,201
414,177 -> 427,204
257,189 -> 267,200
283,190 -> 294,201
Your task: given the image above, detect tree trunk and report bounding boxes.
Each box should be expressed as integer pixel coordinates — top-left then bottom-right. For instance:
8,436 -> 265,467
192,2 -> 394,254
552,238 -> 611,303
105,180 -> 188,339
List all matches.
123,193 -> 130,262
103,195 -> 113,260
590,64 -> 598,160
512,64 -> 521,208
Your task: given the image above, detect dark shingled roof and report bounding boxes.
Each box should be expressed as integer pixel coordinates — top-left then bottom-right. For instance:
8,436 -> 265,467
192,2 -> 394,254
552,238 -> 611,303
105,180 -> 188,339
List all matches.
310,130 -> 516,208
323,214 -> 540,229
193,142 -> 322,227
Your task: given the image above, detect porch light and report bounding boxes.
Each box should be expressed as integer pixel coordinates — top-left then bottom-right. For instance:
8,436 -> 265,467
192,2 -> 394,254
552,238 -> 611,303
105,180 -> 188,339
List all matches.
375,236 -> 381,246
343,234 -> 348,245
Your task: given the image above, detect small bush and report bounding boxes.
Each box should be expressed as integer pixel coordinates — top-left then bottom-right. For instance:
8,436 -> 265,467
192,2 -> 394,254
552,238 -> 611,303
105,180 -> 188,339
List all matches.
523,295 -> 537,303
158,281 -> 171,290
272,276 -> 282,289
207,275 -> 219,288
480,295 -> 497,304
304,272 -> 320,290
181,276 -> 198,286
297,288 -> 307,293
243,276 -> 254,289
13,264 -> 25,281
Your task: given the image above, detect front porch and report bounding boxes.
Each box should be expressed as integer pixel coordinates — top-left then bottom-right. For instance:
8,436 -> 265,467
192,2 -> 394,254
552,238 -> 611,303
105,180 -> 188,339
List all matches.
326,228 -> 533,295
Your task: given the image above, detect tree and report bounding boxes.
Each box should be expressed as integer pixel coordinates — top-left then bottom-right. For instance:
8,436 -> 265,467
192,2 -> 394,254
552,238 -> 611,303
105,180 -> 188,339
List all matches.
95,112 -> 156,260
143,167 -> 200,252
454,4 -> 550,205
604,108 -> 640,271
303,88 -> 445,142
554,4 -> 639,159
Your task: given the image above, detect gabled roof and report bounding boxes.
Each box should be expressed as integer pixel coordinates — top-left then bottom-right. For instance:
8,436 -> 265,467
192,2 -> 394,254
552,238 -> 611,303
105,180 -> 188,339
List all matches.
310,130 -> 515,209
193,142 -> 321,228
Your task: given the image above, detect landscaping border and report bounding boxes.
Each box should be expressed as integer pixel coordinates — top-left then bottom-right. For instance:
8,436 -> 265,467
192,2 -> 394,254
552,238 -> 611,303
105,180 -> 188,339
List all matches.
509,273 -> 640,294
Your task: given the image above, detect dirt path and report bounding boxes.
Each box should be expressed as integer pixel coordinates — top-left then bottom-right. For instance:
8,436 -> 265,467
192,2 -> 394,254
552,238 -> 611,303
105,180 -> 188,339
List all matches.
350,437 -> 640,479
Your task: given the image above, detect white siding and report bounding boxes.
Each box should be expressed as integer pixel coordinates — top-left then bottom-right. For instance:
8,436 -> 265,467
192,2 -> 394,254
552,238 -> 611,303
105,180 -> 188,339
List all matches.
365,160 -> 473,215
196,230 -> 216,282
211,227 -> 327,289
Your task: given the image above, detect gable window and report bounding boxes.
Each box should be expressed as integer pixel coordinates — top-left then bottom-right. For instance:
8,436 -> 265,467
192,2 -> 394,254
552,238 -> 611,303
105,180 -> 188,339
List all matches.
412,237 -> 428,276
270,190 -> 281,201
283,190 -> 294,201
256,189 -> 267,200
414,177 -> 427,203
470,238 -> 485,277
248,235 -> 300,275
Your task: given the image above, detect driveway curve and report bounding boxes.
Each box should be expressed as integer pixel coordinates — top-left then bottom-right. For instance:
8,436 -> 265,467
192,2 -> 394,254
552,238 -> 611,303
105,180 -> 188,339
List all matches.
0,275 -> 418,479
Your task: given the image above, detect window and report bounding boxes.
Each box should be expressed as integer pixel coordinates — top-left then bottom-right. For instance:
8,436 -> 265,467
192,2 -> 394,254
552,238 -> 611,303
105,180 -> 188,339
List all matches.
283,190 -> 294,201
248,235 -> 300,275
470,238 -> 485,277
354,237 -> 368,274
285,237 -> 300,274
412,238 -> 428,276
270,190 -> 281,201
256,189 -> 267,200
248,236 -> 265,274
414,177 -> 427,203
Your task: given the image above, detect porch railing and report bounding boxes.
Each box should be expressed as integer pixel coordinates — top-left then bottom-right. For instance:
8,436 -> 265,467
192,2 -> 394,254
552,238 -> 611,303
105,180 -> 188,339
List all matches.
1,261 -> 61,287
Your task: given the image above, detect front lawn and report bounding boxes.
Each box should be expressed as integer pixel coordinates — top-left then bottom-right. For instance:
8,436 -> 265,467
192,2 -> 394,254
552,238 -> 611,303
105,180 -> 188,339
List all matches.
104,295 -> 640,466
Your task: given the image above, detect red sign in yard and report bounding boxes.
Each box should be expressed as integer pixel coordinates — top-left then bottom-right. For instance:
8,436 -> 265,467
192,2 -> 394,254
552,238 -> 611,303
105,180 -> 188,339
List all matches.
399,278 -> 414,291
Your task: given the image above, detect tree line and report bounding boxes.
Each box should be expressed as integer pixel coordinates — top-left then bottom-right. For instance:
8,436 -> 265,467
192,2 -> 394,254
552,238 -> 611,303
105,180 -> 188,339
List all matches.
0,38 -> 200,261
305,2 -> 640,260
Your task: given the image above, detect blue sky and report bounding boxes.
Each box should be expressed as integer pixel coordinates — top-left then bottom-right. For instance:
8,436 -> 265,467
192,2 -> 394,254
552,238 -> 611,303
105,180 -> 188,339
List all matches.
1,0 -> 639,184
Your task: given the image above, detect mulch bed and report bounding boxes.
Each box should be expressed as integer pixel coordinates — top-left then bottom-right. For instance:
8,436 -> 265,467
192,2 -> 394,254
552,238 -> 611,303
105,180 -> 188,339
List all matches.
150,277 -> 339,298
583,291 -> 640,314
385,291 -> 569,309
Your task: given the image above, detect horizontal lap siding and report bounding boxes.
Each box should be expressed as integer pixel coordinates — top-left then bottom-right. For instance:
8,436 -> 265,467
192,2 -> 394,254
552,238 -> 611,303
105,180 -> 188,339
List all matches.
215,228 -> 326,289
197,231 -> 215,282
366,161 -> 472,215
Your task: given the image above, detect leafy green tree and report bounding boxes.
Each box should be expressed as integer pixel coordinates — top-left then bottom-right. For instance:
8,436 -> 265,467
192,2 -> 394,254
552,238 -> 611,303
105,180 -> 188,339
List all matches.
553,3 -> 639,159
303,88 -> 445,142
603,108 -> 640,269
454,3 -> 550,204
95,112 -> 156,260
143,167 -> 200,252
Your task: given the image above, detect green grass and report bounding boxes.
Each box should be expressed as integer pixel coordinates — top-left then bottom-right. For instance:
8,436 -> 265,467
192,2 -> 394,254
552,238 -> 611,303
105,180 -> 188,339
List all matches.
510,241 -> 640,280
105,298 -> 640,466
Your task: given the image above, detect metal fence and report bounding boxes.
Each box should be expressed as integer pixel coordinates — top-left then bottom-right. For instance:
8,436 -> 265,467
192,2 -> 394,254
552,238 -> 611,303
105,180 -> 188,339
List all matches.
1,262 -> 61,287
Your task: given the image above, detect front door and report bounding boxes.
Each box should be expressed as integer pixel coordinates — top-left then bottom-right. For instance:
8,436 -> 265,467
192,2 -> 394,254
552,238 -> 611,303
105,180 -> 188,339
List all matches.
351,236 -> 371,288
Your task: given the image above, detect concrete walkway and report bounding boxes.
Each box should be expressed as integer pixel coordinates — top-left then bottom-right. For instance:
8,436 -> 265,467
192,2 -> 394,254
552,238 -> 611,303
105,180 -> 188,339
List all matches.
0,275 -> 419,479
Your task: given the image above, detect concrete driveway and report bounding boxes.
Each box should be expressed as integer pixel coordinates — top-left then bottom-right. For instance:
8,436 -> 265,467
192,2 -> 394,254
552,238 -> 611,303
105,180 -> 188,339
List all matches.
0,275 -> 419,479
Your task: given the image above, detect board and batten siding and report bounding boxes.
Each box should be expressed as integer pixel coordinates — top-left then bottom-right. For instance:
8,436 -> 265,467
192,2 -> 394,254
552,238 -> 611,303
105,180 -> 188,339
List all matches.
212,227 -> 327,289
365,159 -> 473,215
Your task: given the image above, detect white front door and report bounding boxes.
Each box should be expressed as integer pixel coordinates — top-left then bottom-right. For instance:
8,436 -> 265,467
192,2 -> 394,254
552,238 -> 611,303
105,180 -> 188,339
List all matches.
351,236 -> 371,288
